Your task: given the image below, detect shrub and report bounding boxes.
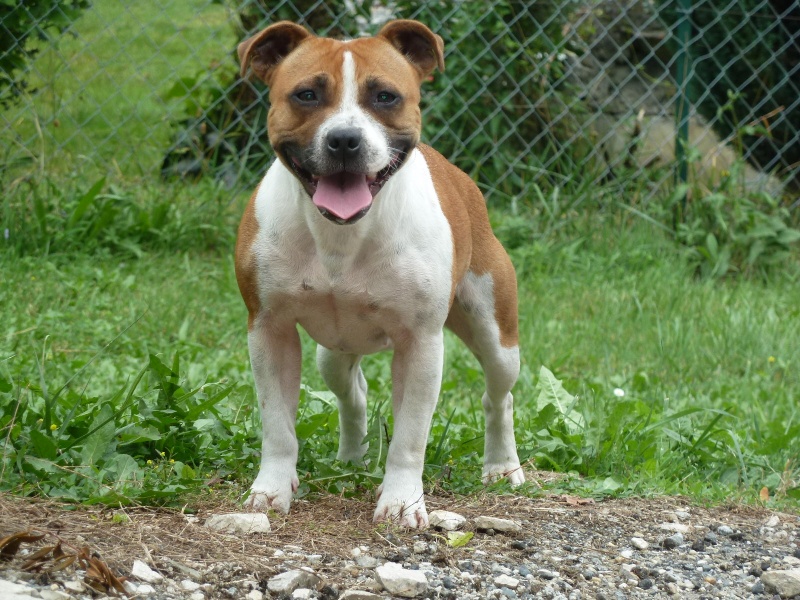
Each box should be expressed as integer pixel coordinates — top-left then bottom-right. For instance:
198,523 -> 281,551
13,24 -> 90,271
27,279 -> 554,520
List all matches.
0,0 -> 90,107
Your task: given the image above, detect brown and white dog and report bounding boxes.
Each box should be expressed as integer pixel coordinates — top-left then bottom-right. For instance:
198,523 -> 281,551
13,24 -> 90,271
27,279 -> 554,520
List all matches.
234,20 -> 524,528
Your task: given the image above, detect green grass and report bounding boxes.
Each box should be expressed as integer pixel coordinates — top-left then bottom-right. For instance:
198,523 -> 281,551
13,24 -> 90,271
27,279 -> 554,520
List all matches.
2,0 -> 235,181
1,186 -> 798,509
1,0 -> 798,512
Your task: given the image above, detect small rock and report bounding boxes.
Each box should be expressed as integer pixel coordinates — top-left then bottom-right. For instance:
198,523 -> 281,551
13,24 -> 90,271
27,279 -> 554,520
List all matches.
658,522 -> 689,533
665,582 -> 680,594
716,524 -> 734,536
537,569 -> 558,580
704,531 -> 718,544
661,533 -> 684,549
38,592 -> 71,600
638,578 -> 654,589
494,574 -> 520,589
375,562 -> 428,598
355,555 -> 378,568
136,584 -> 156,595
691,539 -> 705,552
750,581 -> 765,594
63,580 -> 84,593
429,510 -> 467,531
630,537 -> 649,550
674,510 -> 691,520
413,541 -> 428,554
442,577 -> 457,589
761,569 -> 800,598
205,513 -> 271,534
292,589 -> 313,600
766,515 -> 780,527
474,516 -> 522,533
620,548 -> 634,559
267,569 -> 321,595
131,559 -> 164,583
181,579 -> 202,591
245,590 -> 263,600
189,593 -> 204,600
339,591 -> 384,600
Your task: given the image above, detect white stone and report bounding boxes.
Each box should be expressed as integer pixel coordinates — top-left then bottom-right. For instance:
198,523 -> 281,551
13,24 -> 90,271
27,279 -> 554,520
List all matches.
429,510 -> 467,531
339,591 -> 384,600
245,591 -> 263,600
474,516 -> 522,533
631,537 -> 649,550
267,569 -> 321,595
189,592 -> 205,600
131,559 -> 164,583
63,580 -> 84,593
658,522 -> 690,533
0,580 -> 37,599
620,548 -> 634,559
355,555 -> 378,568
375,562 -> 429,598
136,584 -> 156,595
122,580 -> 138,595
205,513 -> 271,534
181,579 -> 202,591
494,574 -> 520,589
292,589 -> 313,600
766,515 -> 780,527
762,569 -> 800,598
38,592 -> 71,600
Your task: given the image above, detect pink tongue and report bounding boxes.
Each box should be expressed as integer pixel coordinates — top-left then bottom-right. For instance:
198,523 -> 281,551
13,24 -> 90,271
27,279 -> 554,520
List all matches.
313,172 -> 373,220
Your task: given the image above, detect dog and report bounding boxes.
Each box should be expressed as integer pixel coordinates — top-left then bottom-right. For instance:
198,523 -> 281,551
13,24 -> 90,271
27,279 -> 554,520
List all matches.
234,19 -> 524,528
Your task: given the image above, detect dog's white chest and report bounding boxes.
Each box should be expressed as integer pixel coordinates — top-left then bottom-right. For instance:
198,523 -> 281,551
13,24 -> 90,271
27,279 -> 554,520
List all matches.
250,151 -> 454,355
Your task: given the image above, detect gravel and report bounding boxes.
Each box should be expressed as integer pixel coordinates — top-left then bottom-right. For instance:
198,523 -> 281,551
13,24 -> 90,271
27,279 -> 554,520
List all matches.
1,491 -> 798,599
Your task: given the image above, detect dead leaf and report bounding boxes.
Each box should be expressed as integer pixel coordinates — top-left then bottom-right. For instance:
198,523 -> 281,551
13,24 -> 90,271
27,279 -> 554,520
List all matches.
21,545 -> 56,571
759,486 -> 770,502
0,532 -> 46,561
559,495 -> 595,506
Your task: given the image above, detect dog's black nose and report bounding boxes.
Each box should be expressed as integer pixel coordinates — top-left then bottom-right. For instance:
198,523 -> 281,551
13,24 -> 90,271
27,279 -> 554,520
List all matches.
326,127 -> 362,160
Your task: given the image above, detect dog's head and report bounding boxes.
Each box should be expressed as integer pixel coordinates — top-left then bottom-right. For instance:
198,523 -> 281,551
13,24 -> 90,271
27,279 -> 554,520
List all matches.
238,20 -> 444,224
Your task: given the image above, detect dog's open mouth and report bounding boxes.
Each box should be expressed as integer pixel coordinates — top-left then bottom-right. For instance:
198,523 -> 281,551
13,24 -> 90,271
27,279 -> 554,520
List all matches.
287,149 -> 408,225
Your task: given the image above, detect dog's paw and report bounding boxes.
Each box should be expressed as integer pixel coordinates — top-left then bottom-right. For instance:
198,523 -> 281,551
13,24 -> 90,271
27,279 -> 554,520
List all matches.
482,463 -> 525,487
244,472 -> 299,514
373,483 -> 429,528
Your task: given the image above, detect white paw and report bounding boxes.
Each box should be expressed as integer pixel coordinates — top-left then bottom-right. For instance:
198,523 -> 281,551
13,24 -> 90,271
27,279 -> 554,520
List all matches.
373,483 -> 429,528
482,463 -> 526,487
244,472 -> 299,514
337,442 -> 369,464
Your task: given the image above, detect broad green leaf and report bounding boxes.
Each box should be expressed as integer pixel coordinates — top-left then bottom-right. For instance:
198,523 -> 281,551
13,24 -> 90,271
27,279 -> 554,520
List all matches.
30,429 -> 58,460
80,403 -> 115,466
446,531 -> 473,548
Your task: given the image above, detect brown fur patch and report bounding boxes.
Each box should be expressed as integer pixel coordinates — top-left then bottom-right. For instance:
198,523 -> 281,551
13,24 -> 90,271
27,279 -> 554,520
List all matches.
418,144 -> 519,348
234,186 -> 261,330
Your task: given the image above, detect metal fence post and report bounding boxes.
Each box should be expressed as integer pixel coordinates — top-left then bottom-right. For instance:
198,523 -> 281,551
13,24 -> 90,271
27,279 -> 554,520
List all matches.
674,0 -> 693,227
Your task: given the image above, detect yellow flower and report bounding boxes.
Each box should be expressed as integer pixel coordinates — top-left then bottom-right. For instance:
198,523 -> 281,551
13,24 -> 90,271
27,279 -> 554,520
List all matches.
768,356 -> 776,363
147,460 -> 153,465
49,424 -> 57,431
160,451 -> 166,457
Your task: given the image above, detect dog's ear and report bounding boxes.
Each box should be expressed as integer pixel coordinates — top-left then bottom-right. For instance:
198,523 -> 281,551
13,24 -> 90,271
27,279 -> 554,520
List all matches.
238,22 -> 312,84
377,20 -> 445,77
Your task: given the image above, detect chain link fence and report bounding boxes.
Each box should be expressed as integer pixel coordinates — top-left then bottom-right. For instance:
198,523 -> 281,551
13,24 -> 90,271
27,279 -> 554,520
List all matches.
2,0 -> 798,207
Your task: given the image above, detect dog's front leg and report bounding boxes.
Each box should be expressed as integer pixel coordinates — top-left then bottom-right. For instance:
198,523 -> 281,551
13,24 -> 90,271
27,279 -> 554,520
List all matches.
374,331 -> 444,528
245,318 -> 302,514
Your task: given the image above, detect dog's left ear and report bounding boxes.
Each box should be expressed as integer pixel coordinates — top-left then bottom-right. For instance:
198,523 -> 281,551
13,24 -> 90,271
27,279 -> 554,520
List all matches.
378,20 -> 445,78
238,21 -> 312,84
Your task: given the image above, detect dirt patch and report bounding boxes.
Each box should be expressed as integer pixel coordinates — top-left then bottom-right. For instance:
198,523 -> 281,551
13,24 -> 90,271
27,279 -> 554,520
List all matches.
1,489 -> 798,599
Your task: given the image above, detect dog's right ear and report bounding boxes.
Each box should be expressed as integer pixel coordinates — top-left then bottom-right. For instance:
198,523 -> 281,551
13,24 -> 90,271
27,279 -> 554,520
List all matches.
238,22 -> 312,84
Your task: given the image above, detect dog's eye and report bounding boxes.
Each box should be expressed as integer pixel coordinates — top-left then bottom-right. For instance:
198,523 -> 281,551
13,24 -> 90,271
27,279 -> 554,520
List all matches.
376,91 -> 398,105
295,90 -> 317,103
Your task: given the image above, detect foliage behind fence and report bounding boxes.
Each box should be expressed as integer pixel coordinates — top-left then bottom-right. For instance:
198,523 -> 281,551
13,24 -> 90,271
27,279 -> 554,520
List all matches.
2,0 -> 799,208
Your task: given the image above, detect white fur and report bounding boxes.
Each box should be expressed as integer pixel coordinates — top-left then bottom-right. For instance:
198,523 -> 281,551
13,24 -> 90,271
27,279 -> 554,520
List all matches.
311,51 -> 390,173
247,150 -> 454,525
454,272 -> 524,485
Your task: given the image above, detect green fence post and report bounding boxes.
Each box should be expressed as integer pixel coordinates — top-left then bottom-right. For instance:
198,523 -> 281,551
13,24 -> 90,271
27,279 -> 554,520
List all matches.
674,0 -> 692,228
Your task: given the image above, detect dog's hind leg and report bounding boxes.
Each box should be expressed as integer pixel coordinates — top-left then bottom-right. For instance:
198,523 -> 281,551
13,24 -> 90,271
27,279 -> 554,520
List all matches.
317,346 -> 369,464
446,266 -> 525,487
